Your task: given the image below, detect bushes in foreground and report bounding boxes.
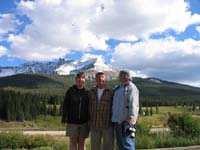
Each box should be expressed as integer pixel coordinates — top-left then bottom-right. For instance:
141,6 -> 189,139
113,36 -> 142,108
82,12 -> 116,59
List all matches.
1,131 -> 200,149
135,113 -> 200,149
0,132 -> 68,150
1,113 -> 200,150
167,112 -> 200,137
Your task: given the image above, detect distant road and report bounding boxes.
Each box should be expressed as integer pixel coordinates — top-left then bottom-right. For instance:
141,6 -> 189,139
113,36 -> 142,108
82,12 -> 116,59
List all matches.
150,128 -> 170,133
23,130 -> 66,135
148,145 -> 200,150
1,128 -> 169,135
1,127 -> 170,135
0,129 -> 66,136
1,127 -> 169,135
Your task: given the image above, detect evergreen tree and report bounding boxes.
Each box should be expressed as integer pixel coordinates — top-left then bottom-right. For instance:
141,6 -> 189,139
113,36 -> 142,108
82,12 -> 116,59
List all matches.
42,99 -> 47,115
150,106 -> 153,116
53,103 -> 57,116
192,104 -> 196,111
156,105 -> 159,114
139,106 -> 143,115
9,94 -> 16,121
145,106 -> 149,116
23,94 -> 31,120
59,101 -> 63,116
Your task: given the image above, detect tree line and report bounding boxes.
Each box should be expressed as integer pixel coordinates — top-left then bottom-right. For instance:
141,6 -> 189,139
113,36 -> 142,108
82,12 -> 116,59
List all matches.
0,89 -> 63,121
1,77 -> 200,122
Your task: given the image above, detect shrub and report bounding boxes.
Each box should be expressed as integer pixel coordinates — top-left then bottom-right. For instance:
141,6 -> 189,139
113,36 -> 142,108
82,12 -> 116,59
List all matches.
135,122 -> 151,135
0,132 -> 68,149
167,113 -> 200,137
135,123 -> 153,149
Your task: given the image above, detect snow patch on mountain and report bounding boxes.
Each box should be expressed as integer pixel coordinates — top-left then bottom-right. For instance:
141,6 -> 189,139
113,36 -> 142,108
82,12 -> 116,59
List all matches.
148,78 -> 162,84
0,57 -> 116,77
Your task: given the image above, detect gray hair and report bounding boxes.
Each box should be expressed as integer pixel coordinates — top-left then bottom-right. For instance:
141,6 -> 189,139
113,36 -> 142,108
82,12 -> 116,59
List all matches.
119,70 -> 131,81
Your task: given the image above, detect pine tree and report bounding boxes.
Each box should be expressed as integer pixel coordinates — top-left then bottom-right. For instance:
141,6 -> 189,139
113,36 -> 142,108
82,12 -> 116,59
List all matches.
53,103 -> 57,116
192,104 -> 196,111
139,106 -> 143,115
145,106 -> 149,116
156,105 -> 159,114
150,106 -> 153,116
43,99 -> 47,115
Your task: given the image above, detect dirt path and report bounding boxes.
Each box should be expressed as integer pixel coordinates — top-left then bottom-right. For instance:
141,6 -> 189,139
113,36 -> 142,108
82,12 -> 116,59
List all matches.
147,145 -> 200,150
23,130 -> 66,135
0,130 -> 66,136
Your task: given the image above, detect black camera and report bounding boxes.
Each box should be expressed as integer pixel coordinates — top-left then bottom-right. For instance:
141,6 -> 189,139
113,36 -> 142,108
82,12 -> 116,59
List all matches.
122,122 -> 136,137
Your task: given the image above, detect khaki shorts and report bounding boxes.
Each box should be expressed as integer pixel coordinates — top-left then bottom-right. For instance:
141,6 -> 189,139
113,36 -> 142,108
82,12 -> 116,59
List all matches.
66,122 -> 90,138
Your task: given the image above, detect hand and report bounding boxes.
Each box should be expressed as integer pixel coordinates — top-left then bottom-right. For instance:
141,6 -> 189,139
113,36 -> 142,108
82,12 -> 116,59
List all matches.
127,117 -> 133,125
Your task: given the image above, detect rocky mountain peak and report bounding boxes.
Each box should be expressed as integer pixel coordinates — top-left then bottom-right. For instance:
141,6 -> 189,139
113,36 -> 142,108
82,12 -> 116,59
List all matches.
0,57 -> 118,79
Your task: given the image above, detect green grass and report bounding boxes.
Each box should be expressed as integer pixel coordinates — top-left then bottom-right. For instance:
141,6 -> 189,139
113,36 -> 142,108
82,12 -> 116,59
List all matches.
0,132 -> 92,150
136,133 -> 200,149
1,131 -> 200,149
1,106 -> 200,130
138,106 -> 200,128
0,115 -> 64,131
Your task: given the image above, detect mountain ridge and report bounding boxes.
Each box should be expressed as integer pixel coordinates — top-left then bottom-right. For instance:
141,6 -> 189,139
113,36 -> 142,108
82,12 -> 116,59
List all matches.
1,74 -> 200,105
0,57 -> 117,77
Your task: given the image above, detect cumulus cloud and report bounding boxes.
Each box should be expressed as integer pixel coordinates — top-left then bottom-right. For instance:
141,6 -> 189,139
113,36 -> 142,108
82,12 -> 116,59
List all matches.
0,13 -> 18,37
7,0 -> 200,61
0,46 -> 7,56
80,53 -> 106,62
196,26 -> 200,33
89,0 -> 200,39
8,0 -> 108,60
112,37 -> 200,83
182,81 -> 200,87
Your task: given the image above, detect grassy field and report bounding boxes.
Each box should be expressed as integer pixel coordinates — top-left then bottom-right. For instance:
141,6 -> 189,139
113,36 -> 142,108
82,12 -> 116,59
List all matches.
0,115 -> 64,131
138,106 -> 200,128
1,106 -> 200,149
1,106 -> 200,130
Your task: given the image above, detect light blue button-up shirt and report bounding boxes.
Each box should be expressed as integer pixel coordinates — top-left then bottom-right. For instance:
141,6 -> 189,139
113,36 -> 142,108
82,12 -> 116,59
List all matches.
112,81 -> 139,124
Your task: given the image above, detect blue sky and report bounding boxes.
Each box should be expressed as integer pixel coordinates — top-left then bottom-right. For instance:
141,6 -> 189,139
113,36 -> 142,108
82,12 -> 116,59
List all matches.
1,0 -> 200,87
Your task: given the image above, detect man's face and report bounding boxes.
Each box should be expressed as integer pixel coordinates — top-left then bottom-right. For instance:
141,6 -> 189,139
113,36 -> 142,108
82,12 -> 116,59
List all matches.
76,76 -> 85,87
118,73 -> 125,84
96,74 -> 105,86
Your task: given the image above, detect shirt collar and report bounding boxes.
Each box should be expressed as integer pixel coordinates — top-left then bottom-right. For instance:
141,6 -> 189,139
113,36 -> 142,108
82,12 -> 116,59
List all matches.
120,81 -> 130,87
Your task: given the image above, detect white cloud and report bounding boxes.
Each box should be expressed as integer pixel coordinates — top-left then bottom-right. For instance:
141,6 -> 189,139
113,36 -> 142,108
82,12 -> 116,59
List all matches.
8,0 -> 108,60
196,26 -> 200,33
8,34 -> 69,60
7,0 -> 200,61
129,70 -> 147,78
80,53 -> 106,62
112,37 -> 200,82
0,14 -> 18,36
182,81 -> 200,87
0,46 -> 7,56
89,0 -> 200,39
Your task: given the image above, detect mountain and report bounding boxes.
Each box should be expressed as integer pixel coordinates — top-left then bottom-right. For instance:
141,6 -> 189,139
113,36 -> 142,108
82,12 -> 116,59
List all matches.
1,74 -> 200,106
0,58 -> 117,78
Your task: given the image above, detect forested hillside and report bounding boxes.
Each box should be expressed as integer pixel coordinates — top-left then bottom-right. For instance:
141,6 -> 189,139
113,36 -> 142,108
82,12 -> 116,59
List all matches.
1,74 -> 200,121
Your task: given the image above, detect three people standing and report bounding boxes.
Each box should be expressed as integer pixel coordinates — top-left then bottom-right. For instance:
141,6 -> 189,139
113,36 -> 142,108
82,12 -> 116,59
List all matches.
62,70 -> 139,150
